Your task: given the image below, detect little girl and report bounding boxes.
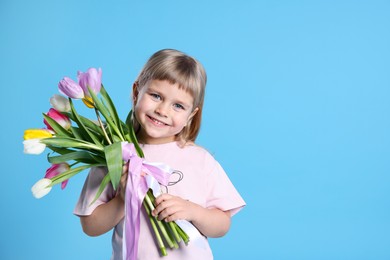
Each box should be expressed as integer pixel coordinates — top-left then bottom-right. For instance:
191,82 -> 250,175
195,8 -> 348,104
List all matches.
74,49 -> 245,259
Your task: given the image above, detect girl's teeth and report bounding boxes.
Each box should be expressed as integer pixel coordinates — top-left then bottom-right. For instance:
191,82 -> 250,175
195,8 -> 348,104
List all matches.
152,117 -> 164,125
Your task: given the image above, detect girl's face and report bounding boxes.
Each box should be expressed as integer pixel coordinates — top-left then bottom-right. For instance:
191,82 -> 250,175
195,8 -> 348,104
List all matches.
134,79 -> 198,144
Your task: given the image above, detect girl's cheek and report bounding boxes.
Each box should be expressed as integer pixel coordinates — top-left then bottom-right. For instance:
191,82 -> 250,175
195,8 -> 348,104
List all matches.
134,101 -> 145,114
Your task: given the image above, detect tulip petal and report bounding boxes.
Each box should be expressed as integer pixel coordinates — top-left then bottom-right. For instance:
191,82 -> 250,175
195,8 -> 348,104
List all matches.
82,96 -> 95,108
31,178 -> 52,198
58,77 -> 84,99
78,68 -> 102,97
61,179 -> 69,189
50,94 -> 71,112
24,129 -> 53,140
44,108 -> 71,130
45,163 -> 70,179
23,139 -> 46,154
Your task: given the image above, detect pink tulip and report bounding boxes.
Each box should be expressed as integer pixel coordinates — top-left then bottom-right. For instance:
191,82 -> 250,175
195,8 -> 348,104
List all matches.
44,108 -> 71,130
58,77 -> 84,99
45,163 -> 70,189
77,67 -> 102,97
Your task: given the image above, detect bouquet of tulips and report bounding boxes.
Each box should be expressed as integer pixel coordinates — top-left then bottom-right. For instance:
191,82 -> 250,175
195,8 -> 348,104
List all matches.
23,68 -> 189,257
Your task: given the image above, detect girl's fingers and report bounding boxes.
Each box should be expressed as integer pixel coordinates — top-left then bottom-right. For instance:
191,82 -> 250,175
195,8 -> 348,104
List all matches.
122,162 -> 129,174
154,193 -> 172,204
156,204 -> 183,221
152,195 -> 190,221
117,162 -> 129,201
152,198 -> 171,216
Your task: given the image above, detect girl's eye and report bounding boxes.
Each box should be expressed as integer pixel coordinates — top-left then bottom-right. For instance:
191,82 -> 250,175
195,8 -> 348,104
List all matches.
173,103 -> 185,110
150,93 -> 161,100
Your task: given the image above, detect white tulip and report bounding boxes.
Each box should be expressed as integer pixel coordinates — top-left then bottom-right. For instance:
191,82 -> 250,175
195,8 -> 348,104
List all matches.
23,138 -> 46,155
31,178 -> 53,199
50,94 -> 71,112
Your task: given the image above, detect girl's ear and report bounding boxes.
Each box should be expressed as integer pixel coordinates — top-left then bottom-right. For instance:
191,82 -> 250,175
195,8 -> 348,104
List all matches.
132,81 -> 139,104
187,107 -> 199,124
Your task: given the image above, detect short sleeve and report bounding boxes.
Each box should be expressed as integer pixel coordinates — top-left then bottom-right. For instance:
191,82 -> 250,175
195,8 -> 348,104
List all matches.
205,157 -> 246,216
73,167 -> 115,216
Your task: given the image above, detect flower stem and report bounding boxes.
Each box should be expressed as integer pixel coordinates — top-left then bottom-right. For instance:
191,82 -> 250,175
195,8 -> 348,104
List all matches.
146,189 -> 186,245
143,200 -> 167,256
69,162 -> 79,167
174,223 -> 190,244
168,221 -> 181,243
144,193 -> 175,249
163,221 -> 179,248
94,107 -> 112,145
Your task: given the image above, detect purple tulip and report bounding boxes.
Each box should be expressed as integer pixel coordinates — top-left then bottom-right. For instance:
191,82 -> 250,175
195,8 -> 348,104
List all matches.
58,77 -> 84,99
45,163 -> 70,189
77,67 -> 102,97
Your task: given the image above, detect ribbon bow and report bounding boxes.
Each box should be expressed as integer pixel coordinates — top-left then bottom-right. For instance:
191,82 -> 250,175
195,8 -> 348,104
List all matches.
121,142 -> 172,260
121,142 -> 207,260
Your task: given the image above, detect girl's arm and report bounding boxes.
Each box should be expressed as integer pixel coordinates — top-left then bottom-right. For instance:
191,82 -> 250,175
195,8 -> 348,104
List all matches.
79,195 -> 125,236
152,194 -> 231,238
79,164 -> 128,237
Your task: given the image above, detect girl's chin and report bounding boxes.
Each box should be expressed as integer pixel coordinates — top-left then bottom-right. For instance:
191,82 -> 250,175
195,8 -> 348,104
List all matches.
138,132 -> 175,144
142,137 -> 175,144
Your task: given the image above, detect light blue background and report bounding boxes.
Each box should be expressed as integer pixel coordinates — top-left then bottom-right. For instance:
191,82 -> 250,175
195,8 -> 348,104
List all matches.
1,0 -> 389,259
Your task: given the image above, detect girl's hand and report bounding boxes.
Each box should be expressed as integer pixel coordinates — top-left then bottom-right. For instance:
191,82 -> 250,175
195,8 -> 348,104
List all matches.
152,193 -> 200,222
116,162 -> 129,202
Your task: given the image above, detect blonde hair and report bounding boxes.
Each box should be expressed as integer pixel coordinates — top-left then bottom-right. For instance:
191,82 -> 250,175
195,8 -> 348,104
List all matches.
133,49 -> 207,143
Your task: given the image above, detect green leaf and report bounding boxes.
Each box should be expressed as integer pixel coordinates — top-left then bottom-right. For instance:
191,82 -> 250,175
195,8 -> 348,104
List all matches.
99,86 -> 119,122
88,87 -> 114,124
125,110 -> 144,158
106,121 -> 114,139
66,112 -> 105,137
48,150 -> 105,164
121,121 -> 132,143
104,121 -> 122,144
46,146 -> 76,155
69,99 -> 104,148
41,137 -> 104,151
70,126 -> 105,145
100,85 -> 125,136
49,164 -> 97,186
112,135 -> 122,143
88,86 -> 124,141
90,172 -> 111,205
42,114 -> 73,138
104,142 -> 123,190
70,126 -> 84,140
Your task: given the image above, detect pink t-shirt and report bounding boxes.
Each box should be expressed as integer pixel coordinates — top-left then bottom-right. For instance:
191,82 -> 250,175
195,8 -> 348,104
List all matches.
74,141 -> 245,260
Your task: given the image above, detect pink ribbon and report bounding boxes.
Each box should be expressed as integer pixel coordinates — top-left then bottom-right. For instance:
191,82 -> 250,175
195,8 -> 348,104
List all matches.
121,142 -> 171,260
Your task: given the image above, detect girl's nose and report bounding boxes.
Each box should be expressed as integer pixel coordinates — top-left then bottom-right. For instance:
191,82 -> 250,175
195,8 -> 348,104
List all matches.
155,102 -> 169,117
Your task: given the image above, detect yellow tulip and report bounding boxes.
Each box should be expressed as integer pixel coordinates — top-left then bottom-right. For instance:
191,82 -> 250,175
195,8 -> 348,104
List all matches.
23,129 -> 53,140
82,96 -> 95,108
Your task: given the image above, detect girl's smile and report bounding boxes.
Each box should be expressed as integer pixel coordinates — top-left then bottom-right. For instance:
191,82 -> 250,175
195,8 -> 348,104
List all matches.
134,79 -> 198,144
146,114 -> 169,126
